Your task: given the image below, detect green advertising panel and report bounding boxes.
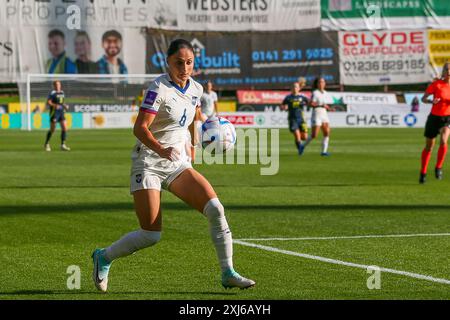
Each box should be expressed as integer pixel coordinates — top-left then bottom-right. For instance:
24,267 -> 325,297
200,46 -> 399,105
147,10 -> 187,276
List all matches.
322,0 -> 450,30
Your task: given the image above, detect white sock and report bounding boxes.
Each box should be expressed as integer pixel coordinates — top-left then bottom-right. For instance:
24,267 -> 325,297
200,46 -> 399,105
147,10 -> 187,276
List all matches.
322,136 -> 330,153
104,229 -> 161,262
203,198 -> 233,273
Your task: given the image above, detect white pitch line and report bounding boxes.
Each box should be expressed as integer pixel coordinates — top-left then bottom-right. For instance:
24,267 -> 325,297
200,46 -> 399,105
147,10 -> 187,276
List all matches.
236,232 -> 450,242
234,240 -> 450,286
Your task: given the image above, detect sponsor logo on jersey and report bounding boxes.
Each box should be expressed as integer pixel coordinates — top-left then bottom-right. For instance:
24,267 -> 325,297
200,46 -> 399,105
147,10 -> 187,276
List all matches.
144,91 -> 158,106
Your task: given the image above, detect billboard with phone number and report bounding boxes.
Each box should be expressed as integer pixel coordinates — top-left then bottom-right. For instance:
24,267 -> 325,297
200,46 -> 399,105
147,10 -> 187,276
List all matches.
147,30 -> 340,89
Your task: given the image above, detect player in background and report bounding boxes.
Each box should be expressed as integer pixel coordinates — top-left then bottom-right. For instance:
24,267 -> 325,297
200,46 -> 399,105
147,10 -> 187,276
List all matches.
419,62 -> 450,184
200,80 -> 218,121
195,81 -> 219,154
44,81 -> 70,151
91,39 -> 255,292
280,82 -> 309,155
132,89 -> 146,112
301,77 -> 332,156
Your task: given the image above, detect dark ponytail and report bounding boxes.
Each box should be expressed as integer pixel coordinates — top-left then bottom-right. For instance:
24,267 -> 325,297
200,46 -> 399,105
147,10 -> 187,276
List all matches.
312,77 -> 325,90
167,39 -> 194,57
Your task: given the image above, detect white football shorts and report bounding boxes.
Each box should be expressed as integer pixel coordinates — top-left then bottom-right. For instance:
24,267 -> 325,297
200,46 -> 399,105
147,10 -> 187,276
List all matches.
311,108 -> 330,127
130,161 -> 192,193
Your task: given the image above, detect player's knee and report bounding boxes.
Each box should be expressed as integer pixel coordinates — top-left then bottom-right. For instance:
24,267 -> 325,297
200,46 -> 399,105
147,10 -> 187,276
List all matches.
203,198 -> 230,232
203,198 -> 225,220
203,198 -> 231,241
135,229 -> 161,249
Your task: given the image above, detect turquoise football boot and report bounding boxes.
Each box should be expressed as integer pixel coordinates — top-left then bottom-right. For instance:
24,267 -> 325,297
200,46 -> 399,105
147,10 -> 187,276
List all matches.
222,268 -> 255,289
92,248 -> 111,292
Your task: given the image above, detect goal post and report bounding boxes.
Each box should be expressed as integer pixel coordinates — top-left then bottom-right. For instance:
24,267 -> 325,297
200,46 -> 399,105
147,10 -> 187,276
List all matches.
20,73 -> 161,131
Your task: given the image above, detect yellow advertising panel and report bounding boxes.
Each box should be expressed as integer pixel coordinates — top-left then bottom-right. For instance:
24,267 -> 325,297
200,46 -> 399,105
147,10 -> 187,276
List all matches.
8,102 -> 46,113
429,30 -> 450,76
217,101 -> 236,113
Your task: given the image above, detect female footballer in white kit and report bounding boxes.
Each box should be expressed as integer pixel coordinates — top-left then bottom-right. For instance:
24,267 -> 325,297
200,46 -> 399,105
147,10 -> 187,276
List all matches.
302,77 -> 332,156
91,39 -> 255,292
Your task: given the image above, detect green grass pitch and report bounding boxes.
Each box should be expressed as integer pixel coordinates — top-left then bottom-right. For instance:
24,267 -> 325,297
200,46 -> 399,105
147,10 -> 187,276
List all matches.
0,128 -> 449,300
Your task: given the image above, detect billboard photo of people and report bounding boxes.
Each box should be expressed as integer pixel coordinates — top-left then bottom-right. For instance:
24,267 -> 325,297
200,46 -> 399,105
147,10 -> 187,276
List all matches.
41,28 -> 143,75
74,31 -> 99,74
97,30 -> 128,75
46,29 -> 77,74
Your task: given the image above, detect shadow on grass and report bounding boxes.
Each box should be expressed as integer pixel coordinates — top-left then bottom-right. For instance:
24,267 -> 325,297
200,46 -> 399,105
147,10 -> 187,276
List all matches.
0,186 -> 127,190
0,183 -> 413,190
0,289 -> 237,297
1,202 -> 450,216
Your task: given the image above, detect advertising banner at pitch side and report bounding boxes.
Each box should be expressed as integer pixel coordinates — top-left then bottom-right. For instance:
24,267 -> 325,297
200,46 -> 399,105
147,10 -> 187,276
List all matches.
321,0 -> 450,31
339,30 -> 430,85
221,104 -> 432,129
235,89 -> 397,111
147,31 -> 340,89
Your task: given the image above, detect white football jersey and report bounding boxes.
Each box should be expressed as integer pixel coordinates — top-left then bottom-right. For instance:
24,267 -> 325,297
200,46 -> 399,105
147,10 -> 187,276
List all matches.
200,91 -> 218,117
312,89 -> 333,107
132,74 -> 203,170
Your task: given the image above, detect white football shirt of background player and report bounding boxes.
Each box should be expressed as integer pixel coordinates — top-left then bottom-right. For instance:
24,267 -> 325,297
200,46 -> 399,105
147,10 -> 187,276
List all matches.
131,74 -> 203,180
200,90 -> 218,118
311,89 -> 332,126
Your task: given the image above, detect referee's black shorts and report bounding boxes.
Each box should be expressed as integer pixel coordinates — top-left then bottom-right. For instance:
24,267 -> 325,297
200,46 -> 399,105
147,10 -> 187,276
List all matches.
424,114 -> 450,139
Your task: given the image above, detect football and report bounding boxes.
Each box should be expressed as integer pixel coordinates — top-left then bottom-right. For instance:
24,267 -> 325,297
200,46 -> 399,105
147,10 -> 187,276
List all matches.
201,116 -> 236,153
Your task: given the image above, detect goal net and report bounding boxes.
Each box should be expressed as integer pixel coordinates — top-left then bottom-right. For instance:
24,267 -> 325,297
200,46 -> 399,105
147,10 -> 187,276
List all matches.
19,74 -> 161,131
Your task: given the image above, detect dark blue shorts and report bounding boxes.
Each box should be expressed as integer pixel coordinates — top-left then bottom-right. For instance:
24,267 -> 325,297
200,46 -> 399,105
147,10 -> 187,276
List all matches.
289,118 -> 308,133
50,110 -> 65,123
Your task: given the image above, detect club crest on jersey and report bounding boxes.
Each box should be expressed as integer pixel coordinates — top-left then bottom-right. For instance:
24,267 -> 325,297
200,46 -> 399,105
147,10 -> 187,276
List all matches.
136,174 -> 142,183
144,91 -> 158,106
192,96 -> 199,106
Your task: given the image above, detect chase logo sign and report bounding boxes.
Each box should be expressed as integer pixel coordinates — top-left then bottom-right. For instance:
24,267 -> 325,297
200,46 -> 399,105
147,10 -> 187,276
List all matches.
404,113 -> 417,127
